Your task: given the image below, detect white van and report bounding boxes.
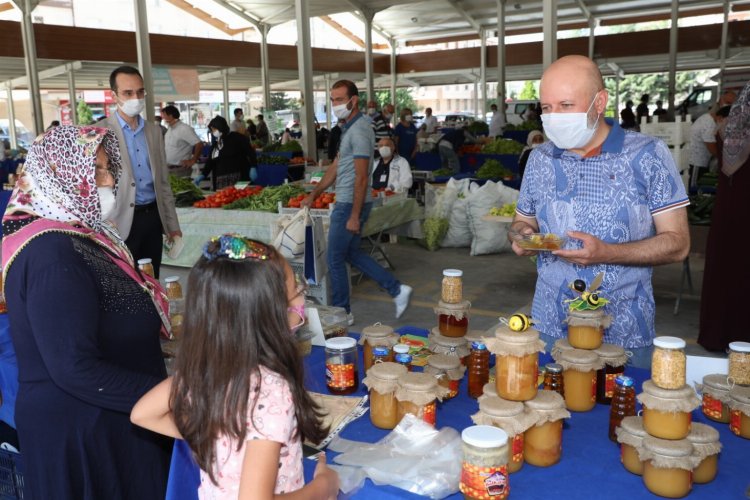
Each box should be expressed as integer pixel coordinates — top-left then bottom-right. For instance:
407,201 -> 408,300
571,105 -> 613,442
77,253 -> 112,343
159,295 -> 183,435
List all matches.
504,100 -> 538,125
678,68 -> 750,120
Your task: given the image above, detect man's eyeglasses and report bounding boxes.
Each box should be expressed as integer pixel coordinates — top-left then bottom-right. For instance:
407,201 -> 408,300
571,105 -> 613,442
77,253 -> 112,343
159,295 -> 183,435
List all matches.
118,89 -> 147,99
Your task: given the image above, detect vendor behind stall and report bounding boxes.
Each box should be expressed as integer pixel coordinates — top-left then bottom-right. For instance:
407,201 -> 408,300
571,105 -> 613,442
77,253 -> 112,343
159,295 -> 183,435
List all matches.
195,116 -> 255,190
371,138 -> 413,193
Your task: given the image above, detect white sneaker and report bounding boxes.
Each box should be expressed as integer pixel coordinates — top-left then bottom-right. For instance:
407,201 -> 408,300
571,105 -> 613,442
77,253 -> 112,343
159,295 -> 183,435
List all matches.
394,284 -> 412,319
347,312 -> 355,326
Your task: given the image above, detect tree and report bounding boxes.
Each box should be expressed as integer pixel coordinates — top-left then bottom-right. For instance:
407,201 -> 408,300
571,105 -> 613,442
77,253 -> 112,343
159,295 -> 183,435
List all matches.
269,92 -> 299,112
360,89 -> 419,114
77,99 -> 94,125
518,81 -> 538,100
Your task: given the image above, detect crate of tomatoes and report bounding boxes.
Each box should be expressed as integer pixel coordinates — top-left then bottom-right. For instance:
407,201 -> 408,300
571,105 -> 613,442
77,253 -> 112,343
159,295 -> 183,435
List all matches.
286,192 -> 335,210
192,185 -> 263,209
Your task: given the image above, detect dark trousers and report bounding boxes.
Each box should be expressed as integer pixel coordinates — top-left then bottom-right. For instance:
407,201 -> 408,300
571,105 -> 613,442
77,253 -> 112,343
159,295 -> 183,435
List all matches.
126,202 -> 164,278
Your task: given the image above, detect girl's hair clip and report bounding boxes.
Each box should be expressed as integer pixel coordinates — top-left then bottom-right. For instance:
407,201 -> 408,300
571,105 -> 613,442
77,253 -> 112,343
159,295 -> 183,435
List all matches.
202,234 -> 271,262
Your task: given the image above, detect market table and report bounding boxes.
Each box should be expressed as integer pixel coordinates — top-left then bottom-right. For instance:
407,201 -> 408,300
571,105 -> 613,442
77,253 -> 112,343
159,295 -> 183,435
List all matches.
166,327 -> 748,500
163,198 -> 424,268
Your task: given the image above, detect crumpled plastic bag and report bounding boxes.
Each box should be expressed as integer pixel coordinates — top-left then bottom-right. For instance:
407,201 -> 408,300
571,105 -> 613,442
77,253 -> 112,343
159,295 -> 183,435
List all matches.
327,414 -> 462,499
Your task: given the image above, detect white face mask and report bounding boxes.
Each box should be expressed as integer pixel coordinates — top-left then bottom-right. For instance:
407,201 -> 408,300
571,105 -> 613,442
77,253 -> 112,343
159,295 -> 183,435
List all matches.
378,146 -> 392,158
367,107 -> 376,116
97,186 -> 116,220
404,115 -> 413,122
118,98 -> 145,118
541,93 -> 601,150
332,98 -> 353,120
212,130 -> 222,139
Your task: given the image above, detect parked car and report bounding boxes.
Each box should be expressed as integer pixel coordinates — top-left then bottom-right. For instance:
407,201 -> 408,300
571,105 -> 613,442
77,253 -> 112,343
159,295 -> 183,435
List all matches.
0,119 -> 35,149
438,113 -> 475,127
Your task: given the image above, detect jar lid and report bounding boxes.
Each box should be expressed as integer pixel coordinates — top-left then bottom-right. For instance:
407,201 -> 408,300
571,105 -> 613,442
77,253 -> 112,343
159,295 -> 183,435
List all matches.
559,348 -> 600,365
479,396 -> 524,418
462,425 -> 508,449
567,308 -> 606,319
471,341 -> 487,350
641,379 -> 695,400
642,436 -> 693,457
398,372 -> 438,392
164,276 -> 180,283
367,361 -> 407,381
427,354 -> 461,370
686,422 -> 720,444
325,336 -> 356,350
393,343 -> 410,354
373,346 -> 390,356
729,385 -> 750,405
729,341 -> 750,353
493,327 -> 540,345
593,343 -> 626,359
361,324 -> 395,338
430,329 -> 470,347
545,363 -> 562,374
436,299 -> 471,311
524,390 -> 565,410
619,416 -> 647,437
554,338 -> 573,351
702,373 -> 731,391
482,382 -> 497,397
465,330 -> 486,343
137,258 -> 153,265
653,336 -> 686,349
395,353 -> 412,363
615,375 -> 634,387
443,269 -> 463,278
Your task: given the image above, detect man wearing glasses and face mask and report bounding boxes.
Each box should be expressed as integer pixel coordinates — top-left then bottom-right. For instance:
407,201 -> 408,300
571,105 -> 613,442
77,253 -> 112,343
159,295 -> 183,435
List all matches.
104,65 -> 182,278
510,55 -> 690,368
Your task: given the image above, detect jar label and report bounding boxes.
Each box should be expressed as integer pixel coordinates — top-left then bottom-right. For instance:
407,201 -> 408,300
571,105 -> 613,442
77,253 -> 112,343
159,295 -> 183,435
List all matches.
326,363 -> 356,389
422,402 -> 437,426
511,434 -> 524,463
460,463 -> 509,499
730,409 -> 741,435
590,375 -> 597,402
449,379 -> 460,397
604,373 -> 618,398
702,394 -> 724,420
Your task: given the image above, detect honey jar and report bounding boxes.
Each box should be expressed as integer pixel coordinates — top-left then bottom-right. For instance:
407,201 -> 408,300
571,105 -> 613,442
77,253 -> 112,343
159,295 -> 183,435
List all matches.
641,436 -> 698,499
441,269 -> 463,304
593,343 -> 628,404
522,390 -> 570,467
137,258 -> 155,278
728,341 -> 750,386
565,308 -> 611,350
651,336 -> 687,390
486,325 -> 545,402
558,348 -> 604,412
551,338 -> 574,361
363,362 -> 408,429
393,344 -> 413,371
615,416 -> 648,475
359,323 -> 399,372
424,354 -> 466,399
696,373 -> 731,423
459,426 -> 509,500
395,372 -> 449,427
471,396 -> 534,474
163,276 -> 183,300
728,385 -> 750,439
325,337 -> 359,395
637,380 -> 700,440
429,328 -> 471,364
434,300 -> 471,337
686,423 -> 721,484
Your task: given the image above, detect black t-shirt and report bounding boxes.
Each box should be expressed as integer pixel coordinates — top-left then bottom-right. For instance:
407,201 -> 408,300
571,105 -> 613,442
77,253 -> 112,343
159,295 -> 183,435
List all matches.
372,158 -> 390,189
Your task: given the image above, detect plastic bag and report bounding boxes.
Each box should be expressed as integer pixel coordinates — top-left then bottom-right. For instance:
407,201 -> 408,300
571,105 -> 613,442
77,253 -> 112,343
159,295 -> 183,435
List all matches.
328,414 -> 462,499
467,181 -> 519,256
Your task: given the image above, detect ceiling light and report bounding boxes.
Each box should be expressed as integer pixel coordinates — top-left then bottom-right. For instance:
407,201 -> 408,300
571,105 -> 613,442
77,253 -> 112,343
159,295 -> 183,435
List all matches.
411,17 -> 418,23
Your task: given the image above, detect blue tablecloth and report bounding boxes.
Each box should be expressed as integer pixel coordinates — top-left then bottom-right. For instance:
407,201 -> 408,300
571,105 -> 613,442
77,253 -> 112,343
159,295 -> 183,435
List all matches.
167,327 -> 748,499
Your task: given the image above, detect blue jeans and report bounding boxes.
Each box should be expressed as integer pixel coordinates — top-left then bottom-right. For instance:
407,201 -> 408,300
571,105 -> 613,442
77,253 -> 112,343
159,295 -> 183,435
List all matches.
438,143 -> 459,173
328,202 -> 401,313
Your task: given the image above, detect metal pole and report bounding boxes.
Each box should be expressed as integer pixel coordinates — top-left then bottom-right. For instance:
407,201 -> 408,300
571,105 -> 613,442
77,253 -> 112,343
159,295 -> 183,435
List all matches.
295,0 -> 317,160
480,29 -> 487,117
67,65 -> 78,125
364,11 -> 374,103
325,74 -> 331,128
222,70 -> 230,118
134,0 -> 155,122
718,0 -> 730,92
18,0 -> 44,135
6,84 -> 17,149
667,0 -> 678,119
260,23 -> 271,113
588,18 -> 596,59
542,0 -> 558,69
615,75 -> 620,123
496,0 -> 507,120
473,80 -> 479,118
390,39 -> 397,122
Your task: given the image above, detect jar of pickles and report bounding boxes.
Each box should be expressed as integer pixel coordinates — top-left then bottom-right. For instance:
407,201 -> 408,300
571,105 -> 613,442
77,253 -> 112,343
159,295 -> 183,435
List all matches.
459,426 -> 509,500
696,373 -> 732,423
429,328 -> 471,364
325,337 -> 359,395
434,300 -> 471,337
593,343 -> 628,404
551,338 -> 574,361
686,423 -> 721,484
522,390 -> 570,467
471,396 -> 534,474
565,309 -> 611,350
651,336 -> 687,390
363,362 -> 408,429
359,323 -> 399,372
728,341 -> 750,386
424,354 -> 465,399
728,385 -> 750,439
395,372 -> 449,426
486,325 -> 545,402
615,416 -> 648,475
637,380 -> 700,440
137,258 -> 155,278
557,349 -> 604,412
441,269 -> 463,304
640,437 -> 698,499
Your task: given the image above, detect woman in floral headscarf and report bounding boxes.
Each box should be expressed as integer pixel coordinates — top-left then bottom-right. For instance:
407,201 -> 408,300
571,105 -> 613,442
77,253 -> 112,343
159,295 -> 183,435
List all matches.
1,126 -> 172,499
698,81 -> 750,351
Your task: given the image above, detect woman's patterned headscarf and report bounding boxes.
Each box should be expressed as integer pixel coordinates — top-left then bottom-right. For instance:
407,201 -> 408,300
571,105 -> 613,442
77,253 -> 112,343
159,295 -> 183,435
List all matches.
721,81 -> 750,176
